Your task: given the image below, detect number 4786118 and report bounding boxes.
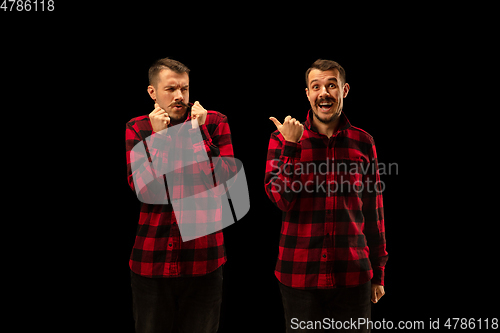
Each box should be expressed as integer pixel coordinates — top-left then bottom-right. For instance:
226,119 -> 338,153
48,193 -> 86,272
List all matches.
1,0 -> 55,11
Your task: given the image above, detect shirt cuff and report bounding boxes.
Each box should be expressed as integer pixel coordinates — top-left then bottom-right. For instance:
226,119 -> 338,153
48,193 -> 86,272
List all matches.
371,269 -> 385,286
189,124 -> 211,155
281,140 -> 301,159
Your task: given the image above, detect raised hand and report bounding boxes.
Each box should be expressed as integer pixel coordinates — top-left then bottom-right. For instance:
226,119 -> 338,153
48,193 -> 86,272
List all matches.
191,101 -> 207,128
269,115 -> 304,143
149,102 -> 170,134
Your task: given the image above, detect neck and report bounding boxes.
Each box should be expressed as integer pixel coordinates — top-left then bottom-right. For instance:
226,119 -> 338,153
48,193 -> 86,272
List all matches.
312,113 -> 341,138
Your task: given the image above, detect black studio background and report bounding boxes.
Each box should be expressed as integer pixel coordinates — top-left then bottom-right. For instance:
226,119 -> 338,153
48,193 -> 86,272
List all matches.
109,41 -> 401,333
103,28 -> 496,332
3,4 -> 496,332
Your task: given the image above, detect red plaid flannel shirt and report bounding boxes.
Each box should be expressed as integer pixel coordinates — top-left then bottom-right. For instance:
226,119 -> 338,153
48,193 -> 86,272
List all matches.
125,108 -> 234,278
264,110 -> 388,289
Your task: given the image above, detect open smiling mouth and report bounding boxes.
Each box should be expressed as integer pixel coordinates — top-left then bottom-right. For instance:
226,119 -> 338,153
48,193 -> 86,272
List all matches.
318,102 -> 333,112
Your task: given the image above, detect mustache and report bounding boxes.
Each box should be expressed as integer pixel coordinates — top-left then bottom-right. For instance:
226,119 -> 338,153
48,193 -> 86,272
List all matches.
316,98 -> 336,105
168,101 -> 188,108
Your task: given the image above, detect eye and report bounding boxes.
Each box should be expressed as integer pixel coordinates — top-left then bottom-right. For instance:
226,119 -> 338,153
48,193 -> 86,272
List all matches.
312,85 -> 319,90
329,83 -> 336,88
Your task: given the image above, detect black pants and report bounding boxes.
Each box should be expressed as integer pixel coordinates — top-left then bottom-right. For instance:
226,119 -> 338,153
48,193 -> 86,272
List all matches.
130,267 -> 223,333
279,281 -> 371,333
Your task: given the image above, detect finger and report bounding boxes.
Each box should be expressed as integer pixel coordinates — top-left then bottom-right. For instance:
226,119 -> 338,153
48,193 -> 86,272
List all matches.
192,103 -> 204,114
153,104 -> 163,113
191,102 -> 199,111
153,111 -> 165,118
151,106 -> 164,115
269,117 -> 282,129
150,108 -> 161,116
284,115 -> 291,124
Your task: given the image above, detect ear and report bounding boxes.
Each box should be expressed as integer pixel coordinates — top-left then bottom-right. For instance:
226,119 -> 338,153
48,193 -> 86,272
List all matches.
305,87 -> 310,100
147,85 -> 156,101
343,83 -> 350,98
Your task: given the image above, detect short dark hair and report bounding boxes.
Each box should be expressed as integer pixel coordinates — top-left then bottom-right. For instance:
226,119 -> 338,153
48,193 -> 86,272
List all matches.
148,57 -> 190,87
305,59 -> 346,87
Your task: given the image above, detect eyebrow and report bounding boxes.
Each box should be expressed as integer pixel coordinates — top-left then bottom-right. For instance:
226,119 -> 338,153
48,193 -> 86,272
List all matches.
310,77 -> 338,85
164,84 -> 189,89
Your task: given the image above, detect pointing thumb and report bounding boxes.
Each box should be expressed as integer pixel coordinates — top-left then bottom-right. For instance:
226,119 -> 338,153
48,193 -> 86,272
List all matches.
269,117 -> 282,129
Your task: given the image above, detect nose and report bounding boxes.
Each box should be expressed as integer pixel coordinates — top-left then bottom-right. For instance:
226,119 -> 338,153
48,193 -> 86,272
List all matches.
173,89 -> 183,101
319,86 -> 330,98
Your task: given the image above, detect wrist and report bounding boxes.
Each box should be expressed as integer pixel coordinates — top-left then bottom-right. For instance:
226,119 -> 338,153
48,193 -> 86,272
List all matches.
285,138 -> 300,143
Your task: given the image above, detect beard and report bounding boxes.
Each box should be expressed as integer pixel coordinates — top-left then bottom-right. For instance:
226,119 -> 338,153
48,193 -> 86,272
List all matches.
312,98 -> 342,124
167,101 -> 189,121
312,108 -> 341,124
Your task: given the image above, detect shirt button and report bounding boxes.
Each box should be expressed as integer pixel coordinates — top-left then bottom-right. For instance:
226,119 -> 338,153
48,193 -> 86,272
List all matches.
168,243 -> 173,247
322,254 -> 327,258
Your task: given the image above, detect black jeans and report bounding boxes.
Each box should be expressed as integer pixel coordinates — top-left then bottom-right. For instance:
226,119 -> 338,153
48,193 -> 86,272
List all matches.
279,281 -> 371,333
130,267 -> 223,333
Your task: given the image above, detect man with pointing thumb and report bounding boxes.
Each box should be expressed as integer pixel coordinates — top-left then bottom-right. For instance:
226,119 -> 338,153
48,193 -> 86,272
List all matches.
265,59 -> 388,333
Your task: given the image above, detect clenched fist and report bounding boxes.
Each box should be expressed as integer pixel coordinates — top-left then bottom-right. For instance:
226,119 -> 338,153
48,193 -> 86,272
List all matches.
191,101 -> 207,128
149,103 -> 170,134
371,284 -> 385,303
269,115 -> 304,143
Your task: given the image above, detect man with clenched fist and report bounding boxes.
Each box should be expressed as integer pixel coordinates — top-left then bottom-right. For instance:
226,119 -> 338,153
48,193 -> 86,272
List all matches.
265,59 -> 389,333
125,58 -> 234,333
